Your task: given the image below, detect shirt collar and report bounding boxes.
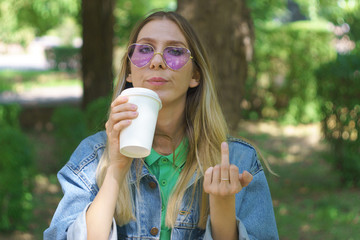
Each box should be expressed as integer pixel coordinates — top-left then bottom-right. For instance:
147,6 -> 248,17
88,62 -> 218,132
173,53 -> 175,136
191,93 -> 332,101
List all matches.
145,138 -> 188,168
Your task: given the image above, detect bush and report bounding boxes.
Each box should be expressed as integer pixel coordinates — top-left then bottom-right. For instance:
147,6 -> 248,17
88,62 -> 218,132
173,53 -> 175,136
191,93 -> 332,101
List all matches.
316,49 -> 360,186
51,106 -> 87,169
45,46 -> 81,71
0,104 -> 21,129
85,95 -> 111,135
244,21 -> 336,124
0,126 -> 35,231
51,96 -> 111,170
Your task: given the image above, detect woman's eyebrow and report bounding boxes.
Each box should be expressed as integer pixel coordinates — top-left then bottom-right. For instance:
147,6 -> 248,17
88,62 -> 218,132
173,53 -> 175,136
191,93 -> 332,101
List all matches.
137,37 -> 187,47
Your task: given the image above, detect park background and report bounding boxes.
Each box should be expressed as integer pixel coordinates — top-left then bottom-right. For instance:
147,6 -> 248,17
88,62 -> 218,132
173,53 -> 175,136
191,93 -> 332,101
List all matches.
0,0 -> 359,239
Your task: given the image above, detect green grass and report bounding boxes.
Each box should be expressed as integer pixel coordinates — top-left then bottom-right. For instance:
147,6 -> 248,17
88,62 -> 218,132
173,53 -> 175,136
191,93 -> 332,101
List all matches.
0,70 -> 81,92
238,125 -> 360,240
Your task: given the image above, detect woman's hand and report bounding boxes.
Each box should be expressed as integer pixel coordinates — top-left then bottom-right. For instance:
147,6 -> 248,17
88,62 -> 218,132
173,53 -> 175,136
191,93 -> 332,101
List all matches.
203,142 -> 253,240
203,142 -> 253,197
105,95 -> 139,169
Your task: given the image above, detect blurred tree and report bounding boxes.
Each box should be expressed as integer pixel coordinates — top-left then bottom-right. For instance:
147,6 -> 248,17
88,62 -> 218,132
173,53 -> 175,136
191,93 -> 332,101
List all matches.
177,0 -> 254,132
114,0 -> 176,44
0,0 -> 79,45
81,0 -> 115,109
246,0 -> 287,24
294,0 -> 359,41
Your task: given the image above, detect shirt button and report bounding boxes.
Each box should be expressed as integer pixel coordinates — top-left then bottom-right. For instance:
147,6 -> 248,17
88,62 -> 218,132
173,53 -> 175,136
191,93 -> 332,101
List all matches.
150,227 -> 159,236
161,158 -> 168,164
161,179 -> 167,186
148,182 -> 157,189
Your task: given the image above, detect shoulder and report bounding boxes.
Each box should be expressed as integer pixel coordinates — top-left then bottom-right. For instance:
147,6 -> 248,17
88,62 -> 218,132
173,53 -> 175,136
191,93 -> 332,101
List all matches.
227,136 -> 263,175
65,131 -> 107,174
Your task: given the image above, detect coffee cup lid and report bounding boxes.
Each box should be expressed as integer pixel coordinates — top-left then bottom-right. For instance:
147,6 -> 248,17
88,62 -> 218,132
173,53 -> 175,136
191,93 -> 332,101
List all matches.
120,87 -> 162,109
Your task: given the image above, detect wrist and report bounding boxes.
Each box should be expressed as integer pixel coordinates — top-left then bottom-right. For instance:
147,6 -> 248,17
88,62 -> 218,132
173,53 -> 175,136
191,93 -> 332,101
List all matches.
210,194 -> 235,206
209,195 -> 236,221
209,195 -> 238,240
106,160 -> 132,184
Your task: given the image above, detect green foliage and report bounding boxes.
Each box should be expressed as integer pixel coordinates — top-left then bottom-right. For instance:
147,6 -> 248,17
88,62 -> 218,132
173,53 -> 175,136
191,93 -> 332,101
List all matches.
294,0 -> 359,41
0,70 -> 81,93
316,48 -> 360,186
51,106 -> 87,169
44,47 -> 81,71
0,0 -> 79,44
0,104 -> 21,129
51,96 -> 111,169
0,74 -> 14,92
114,0 -> 176,45
317,0 -> 359,27
85,95 -> 111,135
244,21 -> 336,124
17,0 -> 80,36
0,108 -> 35,231
247,0 -> 287,23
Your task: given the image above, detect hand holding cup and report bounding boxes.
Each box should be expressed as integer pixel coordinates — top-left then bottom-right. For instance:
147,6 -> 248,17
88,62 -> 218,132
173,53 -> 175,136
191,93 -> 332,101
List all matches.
105,95 -> 138,168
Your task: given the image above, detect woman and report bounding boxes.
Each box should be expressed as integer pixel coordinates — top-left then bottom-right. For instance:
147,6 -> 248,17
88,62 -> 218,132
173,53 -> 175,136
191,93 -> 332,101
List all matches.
44,11 -> 278,240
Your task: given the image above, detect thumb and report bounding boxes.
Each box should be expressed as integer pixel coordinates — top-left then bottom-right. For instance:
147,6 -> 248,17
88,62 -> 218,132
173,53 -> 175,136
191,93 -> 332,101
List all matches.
239,171 -> 253,187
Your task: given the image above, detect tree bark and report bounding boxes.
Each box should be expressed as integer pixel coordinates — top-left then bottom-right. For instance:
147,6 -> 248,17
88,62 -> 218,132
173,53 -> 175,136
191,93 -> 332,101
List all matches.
177,0 -> 254,132
81,0 -> 115,109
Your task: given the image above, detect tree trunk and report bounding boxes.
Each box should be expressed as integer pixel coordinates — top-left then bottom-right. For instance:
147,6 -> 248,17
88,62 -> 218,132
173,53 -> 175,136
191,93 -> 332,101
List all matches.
81,0 -> 115,109
177,0 -> 254,132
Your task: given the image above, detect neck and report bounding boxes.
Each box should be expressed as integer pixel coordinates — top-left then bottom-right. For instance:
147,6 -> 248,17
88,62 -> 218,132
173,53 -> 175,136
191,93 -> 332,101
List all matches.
153,102 -> 186,155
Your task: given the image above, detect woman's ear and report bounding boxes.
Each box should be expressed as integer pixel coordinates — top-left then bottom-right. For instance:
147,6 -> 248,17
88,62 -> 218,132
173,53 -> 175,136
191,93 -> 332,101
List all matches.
189,70 -> 200,88
126,74 -> 132,83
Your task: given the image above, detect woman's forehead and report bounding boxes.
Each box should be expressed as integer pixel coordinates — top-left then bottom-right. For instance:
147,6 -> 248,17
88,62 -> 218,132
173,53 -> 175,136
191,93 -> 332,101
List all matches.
137,19 -> 188,47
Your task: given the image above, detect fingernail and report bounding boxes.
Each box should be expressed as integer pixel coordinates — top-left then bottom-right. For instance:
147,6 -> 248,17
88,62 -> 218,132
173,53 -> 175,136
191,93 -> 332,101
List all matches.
131,104 -> 137,110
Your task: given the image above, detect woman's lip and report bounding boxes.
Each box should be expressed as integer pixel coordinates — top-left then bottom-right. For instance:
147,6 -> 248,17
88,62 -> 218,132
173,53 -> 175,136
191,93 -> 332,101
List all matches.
147,77 -> 167,82
146,77 -> 168,85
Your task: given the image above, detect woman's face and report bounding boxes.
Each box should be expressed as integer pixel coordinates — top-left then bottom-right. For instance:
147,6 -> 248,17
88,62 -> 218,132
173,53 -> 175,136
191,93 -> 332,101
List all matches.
126,19 -> 199,108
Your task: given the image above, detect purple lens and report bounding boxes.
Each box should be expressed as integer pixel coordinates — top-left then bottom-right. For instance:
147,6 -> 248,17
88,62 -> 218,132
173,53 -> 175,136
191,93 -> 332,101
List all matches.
163,47 -> 191,70
128,44 -> 154,68
128,44 -> 192,70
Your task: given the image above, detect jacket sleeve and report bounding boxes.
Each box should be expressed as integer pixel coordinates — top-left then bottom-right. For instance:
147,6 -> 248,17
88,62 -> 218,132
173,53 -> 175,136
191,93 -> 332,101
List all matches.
43,163 -> 95,240
237,169 -> 279,239
203,216 -> 250,240
43,133 -> 114,240
67,203 -> 118,240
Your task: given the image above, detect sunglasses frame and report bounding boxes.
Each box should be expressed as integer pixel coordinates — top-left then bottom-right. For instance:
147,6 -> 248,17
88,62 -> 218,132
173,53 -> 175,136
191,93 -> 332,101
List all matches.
127,43 -> 193,70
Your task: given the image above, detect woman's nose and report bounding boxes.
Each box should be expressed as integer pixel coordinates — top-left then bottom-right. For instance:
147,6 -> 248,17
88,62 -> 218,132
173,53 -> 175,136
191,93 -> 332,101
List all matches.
149,53 -> 167,70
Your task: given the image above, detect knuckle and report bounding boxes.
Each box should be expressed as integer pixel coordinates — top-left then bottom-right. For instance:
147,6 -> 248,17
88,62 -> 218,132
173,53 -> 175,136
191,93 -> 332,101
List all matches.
113,124 -> 121,131
230,165 -> 238,172
230,185 -> 239,194
204,171 -> 212,178
222,163 -> 230,169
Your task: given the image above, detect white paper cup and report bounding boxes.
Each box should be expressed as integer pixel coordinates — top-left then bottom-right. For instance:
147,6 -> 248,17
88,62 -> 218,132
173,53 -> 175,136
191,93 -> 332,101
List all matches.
119,87 -> 162,158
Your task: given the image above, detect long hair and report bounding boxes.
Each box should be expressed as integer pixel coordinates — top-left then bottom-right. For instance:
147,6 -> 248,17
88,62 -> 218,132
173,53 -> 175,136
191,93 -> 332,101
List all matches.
95,11 -> 228,228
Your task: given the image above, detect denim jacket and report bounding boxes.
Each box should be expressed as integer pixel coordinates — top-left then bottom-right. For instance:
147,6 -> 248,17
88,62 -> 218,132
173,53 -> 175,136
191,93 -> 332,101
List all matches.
44,131 -> 279,240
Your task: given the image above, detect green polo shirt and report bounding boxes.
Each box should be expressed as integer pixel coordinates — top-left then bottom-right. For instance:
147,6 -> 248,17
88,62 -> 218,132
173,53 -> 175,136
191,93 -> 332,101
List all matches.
144,138 -> 188,240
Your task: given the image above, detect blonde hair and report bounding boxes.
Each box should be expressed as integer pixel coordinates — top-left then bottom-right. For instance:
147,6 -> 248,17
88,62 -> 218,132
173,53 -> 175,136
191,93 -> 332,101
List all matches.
96,11 -> 228,228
